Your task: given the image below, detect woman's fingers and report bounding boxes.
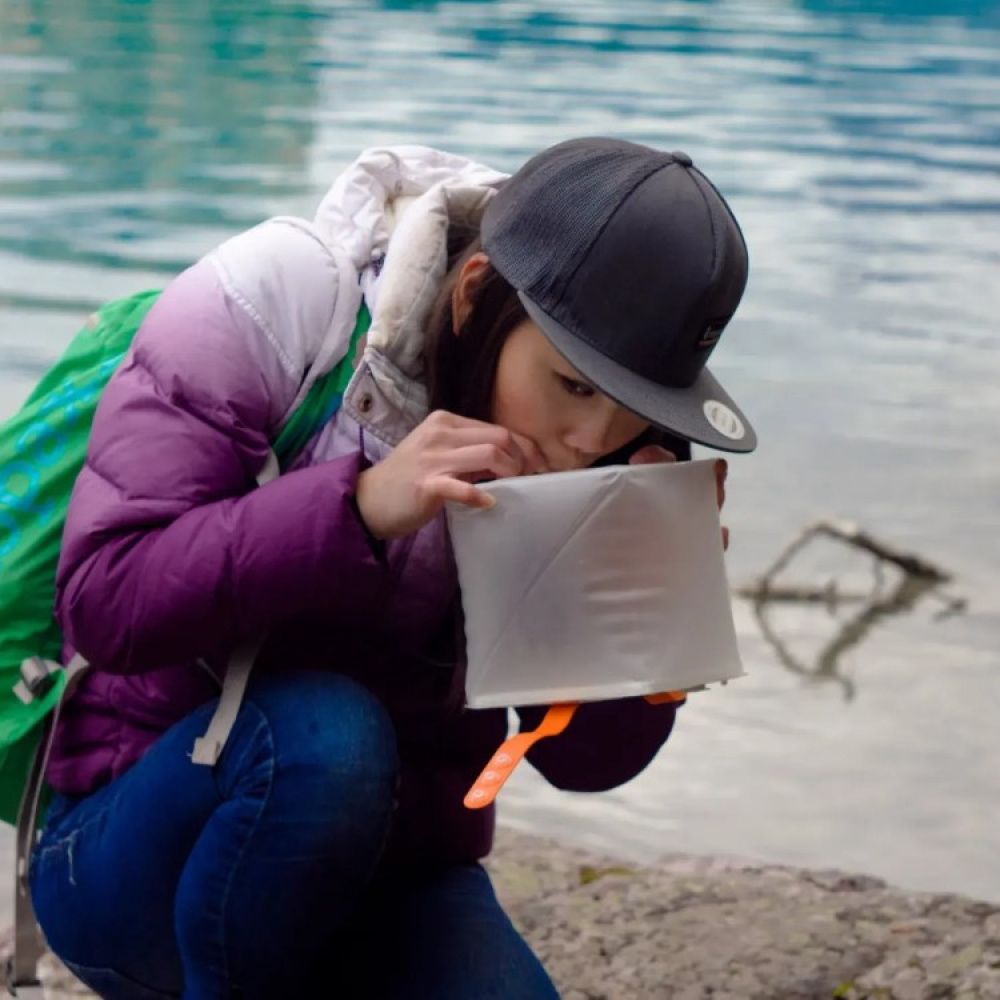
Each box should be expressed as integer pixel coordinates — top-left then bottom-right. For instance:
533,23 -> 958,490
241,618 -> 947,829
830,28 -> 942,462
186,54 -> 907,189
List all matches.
715,461 -> 729,548
423,475 -> 496,511
629,451 -> 728,546
357,412 -> 551,540
715,459 -> 728,509
629,445 -> 678,465
440,420 -> 549,475
441,443 -> 528,482
508,431 -> 550,475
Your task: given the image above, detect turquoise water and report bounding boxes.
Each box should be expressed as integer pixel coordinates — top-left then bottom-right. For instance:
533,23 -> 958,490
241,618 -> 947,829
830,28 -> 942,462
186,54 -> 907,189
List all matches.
2,0 -> 999,912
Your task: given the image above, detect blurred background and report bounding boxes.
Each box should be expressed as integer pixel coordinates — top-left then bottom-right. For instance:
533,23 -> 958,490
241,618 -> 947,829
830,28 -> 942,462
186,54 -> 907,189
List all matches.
1,0 -> 998,921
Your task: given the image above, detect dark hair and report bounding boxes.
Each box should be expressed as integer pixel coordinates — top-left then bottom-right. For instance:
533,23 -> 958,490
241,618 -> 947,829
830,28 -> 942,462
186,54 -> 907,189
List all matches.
423,230 -> 692,464
424,235 -> 527,422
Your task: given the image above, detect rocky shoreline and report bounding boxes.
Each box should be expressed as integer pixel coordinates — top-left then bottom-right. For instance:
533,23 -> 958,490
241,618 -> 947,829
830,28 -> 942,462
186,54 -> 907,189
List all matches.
486,829 -> 1000,999
5,827 -> 998,998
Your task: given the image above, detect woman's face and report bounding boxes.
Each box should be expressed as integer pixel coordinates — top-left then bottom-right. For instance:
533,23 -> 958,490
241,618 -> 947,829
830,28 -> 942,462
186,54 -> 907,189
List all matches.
491,318 -> 650,472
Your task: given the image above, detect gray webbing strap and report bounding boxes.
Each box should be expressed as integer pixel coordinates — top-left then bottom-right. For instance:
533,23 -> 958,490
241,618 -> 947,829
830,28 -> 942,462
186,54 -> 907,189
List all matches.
9,636 -> 263,993
189,447 -> 277,767
190,637 -> 262,767
8,654 -> 90,998
256,448 -> 280,488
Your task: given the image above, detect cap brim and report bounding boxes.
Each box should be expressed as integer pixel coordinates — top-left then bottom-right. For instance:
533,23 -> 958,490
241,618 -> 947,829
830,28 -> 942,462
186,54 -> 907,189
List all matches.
520,294 -> 757,454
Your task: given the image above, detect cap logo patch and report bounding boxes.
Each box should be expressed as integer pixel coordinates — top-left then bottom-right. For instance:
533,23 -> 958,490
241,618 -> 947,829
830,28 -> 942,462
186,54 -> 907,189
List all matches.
703,400 -> 745,440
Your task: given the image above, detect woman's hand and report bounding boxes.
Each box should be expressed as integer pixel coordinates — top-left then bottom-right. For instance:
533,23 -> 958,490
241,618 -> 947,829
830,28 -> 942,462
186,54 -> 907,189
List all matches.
629,445 -> 730,551
715,459 -> 730,551
627,444 -> 678,467
355,410 -> 549,540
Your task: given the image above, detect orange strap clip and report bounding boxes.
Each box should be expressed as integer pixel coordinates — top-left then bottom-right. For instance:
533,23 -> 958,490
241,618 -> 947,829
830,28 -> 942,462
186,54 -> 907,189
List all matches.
463,691 -> 688,810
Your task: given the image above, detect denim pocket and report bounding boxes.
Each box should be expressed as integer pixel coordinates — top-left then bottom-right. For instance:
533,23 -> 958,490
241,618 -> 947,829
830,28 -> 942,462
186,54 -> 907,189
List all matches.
60,959 -> 178,1000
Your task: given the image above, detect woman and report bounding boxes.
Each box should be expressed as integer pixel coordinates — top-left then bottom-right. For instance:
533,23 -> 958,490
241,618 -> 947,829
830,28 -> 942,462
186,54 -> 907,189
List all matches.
30,138 -> 755,999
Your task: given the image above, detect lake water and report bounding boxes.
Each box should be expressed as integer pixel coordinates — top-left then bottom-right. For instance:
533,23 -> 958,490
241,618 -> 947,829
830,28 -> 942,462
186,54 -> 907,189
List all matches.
2,0 -> 999,921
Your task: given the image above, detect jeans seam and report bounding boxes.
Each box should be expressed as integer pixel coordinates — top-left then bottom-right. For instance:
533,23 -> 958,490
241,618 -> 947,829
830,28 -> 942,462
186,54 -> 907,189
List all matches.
61,957 -> 179,999
33,793 -> 116,875
211,709 -> 276,996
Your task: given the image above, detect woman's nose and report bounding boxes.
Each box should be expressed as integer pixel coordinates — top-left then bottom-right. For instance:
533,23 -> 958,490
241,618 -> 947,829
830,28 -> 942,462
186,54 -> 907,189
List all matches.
561,415 -> 616,464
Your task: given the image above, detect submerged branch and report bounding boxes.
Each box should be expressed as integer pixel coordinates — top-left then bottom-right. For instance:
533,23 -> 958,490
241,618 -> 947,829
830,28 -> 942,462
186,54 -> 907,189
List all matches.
740,518 -> 953,605
734,517 -> 965,700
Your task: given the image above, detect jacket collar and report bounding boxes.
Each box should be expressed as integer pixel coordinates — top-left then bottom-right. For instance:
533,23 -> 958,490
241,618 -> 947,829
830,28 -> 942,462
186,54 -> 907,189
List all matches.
320,146 -> 507,446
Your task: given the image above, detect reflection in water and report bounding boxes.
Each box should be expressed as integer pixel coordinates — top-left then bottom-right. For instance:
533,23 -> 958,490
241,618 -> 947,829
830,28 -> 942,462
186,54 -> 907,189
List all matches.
751,575 -> 947,701
800,0 -> 1000,25
1,0 -> 999,905
741,519 -> 967,701
0,0 -> 324,281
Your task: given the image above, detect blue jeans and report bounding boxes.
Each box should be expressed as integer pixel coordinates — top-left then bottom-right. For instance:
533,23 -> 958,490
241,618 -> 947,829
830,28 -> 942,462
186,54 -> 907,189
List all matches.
30,671 -> 559,1000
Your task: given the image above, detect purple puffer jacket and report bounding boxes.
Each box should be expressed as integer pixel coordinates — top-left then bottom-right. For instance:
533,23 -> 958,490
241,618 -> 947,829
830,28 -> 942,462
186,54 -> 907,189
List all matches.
48,146 -> 680,865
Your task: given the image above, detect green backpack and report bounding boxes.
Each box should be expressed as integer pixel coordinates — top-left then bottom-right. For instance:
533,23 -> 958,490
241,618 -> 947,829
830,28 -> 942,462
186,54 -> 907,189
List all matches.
0,289 -> 369,827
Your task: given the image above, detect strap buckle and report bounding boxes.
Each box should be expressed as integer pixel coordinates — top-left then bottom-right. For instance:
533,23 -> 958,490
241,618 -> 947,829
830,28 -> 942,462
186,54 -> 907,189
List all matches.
5,956 -> 43,998
13,658 -> 60,706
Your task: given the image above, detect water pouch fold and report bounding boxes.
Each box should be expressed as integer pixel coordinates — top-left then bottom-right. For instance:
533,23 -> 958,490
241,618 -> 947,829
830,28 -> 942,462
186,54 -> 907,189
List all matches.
446,459 -> 745,711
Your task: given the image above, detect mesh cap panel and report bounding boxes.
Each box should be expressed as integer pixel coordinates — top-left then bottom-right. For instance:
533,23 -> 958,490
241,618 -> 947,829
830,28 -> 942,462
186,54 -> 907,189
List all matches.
483,141 -> 672,303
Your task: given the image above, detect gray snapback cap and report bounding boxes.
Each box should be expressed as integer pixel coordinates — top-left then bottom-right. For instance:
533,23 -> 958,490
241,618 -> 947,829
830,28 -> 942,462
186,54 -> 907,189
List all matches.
482,137 -> 756,453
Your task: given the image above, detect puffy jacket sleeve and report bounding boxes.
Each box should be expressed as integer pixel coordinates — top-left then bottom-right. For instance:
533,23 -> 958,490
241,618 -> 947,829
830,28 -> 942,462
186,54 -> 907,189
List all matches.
55,219 -> 386,674
517,697 -> 680,792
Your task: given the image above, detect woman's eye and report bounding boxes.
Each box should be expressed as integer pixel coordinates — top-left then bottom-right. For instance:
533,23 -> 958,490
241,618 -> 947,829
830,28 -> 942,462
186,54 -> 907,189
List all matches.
557,374 -> 595,398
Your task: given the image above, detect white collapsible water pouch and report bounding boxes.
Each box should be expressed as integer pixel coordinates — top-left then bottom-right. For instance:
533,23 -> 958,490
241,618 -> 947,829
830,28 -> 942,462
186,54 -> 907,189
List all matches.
446,459 -> 745,709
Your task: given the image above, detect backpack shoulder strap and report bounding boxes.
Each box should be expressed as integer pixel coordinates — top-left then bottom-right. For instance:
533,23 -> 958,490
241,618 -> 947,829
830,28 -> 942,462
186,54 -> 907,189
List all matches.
188,296 -> 369,769
271,301 -> 371,471
189,638 -> 261,768
8,655 -> 89,998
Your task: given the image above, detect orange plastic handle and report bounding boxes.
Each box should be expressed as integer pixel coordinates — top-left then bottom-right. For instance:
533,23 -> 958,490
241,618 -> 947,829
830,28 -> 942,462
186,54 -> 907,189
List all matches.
464,703 -> 579,809
462,691 -> 688,810
644,691 -> 688,706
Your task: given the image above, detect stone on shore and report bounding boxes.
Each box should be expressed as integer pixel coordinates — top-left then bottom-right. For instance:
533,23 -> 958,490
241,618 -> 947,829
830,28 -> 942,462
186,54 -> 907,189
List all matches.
486,829 -> 1000,999
4,827 -> 998,998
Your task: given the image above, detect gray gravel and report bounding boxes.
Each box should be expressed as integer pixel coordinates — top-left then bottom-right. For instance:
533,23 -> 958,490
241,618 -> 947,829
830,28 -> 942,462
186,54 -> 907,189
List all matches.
4,827 -> 998,998
486,829 -> 1000,1000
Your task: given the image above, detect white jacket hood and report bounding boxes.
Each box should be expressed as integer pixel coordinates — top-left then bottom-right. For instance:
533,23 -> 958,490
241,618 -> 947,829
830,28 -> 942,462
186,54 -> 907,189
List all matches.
315,146 -> 508,442
316,146 -> 507,375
